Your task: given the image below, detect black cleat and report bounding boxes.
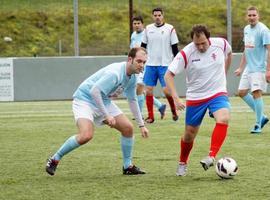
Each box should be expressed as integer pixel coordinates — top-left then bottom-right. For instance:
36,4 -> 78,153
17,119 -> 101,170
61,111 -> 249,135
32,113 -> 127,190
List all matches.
145,117 -> 154,124
46,157 -> 59,176
123,165 -> 146,175
172,114 -> 179,121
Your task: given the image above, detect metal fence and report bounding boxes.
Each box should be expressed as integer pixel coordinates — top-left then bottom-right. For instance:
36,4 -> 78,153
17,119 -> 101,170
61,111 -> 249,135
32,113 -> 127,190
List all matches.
0,0 -> 270,57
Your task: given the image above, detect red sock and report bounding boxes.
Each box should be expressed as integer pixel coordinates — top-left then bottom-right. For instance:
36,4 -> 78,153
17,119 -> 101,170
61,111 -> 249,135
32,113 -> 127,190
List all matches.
146,95 -> 154,119
180,138 -> 193,164
166,95 -> 176,115
209,123 -> 228,157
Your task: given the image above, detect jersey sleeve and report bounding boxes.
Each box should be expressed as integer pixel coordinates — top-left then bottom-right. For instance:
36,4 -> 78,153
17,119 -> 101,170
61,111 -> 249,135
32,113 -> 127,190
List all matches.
130,32 -> 135,48
223,39 -> 232,57
168,50 -> 186,75
141,27 -> 148,44
170,27 -> 179,45
94,72 -> 118,96
262,28 -> 270,46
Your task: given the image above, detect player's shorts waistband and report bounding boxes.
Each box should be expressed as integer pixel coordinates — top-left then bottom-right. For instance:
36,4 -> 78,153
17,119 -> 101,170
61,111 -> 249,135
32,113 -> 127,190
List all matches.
186,92 -> 228,106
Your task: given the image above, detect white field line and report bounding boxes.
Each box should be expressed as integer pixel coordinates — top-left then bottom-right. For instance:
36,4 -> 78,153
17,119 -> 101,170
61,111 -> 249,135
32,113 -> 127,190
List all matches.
1,105 -> 270,119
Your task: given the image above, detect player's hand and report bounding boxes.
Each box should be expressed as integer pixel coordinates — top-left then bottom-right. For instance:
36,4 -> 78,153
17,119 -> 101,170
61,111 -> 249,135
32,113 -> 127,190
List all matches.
104,116 -> 116,128
234,68 -> 242,76
140,126 -> 149,138
266,70 -> 270,83
174,98 -> 185,111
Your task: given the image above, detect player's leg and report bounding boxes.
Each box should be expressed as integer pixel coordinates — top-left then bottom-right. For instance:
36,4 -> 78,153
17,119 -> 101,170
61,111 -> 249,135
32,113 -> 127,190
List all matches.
136,72 -> 145,117
153,97 -> 166,119
158,66 -> 178,121
113,113 -> 145,175
144,66 -> 158,123
176,103 -> 206,176
238,69 -> 255,109
46,100 -> 95,176
202,96 -> 230,171
251,89 -> 264,133
250,72 -> 268,133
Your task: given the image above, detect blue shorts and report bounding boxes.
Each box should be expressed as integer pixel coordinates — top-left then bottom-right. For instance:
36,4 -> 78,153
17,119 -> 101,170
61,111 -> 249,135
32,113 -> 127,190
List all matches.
186,95 -> 230,126
143,66 -> 167,87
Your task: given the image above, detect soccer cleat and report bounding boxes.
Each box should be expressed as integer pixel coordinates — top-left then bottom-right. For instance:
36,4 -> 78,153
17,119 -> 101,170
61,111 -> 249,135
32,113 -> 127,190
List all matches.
172,114 -> 179,121
200,156 -> 215,171
158,104 -> 166,119
260,116 -> 269,129
123,165 -> 146,175
250,124 -> 262,134
176,162 -> 187,176
145,117 -> 155,124
46,157 -> 59,176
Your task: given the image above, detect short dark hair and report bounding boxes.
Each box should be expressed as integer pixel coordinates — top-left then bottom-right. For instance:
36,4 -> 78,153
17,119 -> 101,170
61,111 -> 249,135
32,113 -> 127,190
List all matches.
132,16 -> 143,24
247,6 -> 259,13
190,24 -> 210,39
152,7 -> 163,14
128,47 -> 147,58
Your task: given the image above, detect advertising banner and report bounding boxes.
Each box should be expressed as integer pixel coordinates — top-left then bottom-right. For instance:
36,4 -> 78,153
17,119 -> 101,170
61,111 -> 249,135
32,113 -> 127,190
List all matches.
0,58 -> 14,101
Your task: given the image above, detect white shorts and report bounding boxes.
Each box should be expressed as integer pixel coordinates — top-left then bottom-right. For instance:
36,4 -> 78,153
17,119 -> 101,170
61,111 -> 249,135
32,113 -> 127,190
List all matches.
238,70 -> 267,92
72,99 -> 122,126
136,71 -> 145,85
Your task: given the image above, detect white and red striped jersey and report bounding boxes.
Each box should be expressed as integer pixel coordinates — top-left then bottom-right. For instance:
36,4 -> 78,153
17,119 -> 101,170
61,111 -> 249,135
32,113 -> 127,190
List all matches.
168,37 -> 232,101
142,23 -> 179,66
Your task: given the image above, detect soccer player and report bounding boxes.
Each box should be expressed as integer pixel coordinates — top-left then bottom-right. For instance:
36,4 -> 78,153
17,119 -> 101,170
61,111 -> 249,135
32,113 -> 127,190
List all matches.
141,7 -> 178,124
46,47 -> 149,176
234,6 -> 270,134
165,24 -> 232,176
130,16 -> 166,120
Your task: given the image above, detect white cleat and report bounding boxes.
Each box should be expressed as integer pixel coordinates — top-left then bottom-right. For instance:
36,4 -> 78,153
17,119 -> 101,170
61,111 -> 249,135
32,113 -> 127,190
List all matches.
200,156 -> 215,171
176,162 -> 187,176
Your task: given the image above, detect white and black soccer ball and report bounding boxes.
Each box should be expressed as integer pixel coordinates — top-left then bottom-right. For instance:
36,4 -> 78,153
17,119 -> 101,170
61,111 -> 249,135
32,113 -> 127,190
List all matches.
215,157 -> 238,179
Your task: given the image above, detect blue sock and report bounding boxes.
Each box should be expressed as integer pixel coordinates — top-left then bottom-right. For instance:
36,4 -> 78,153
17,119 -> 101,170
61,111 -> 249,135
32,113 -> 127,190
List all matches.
121,136 -> 134,169
53,135 -> 80,161
137,94 -> 145,113
242,93 -> 255,111
154,97 -> 162,109
254,98 -> 264,125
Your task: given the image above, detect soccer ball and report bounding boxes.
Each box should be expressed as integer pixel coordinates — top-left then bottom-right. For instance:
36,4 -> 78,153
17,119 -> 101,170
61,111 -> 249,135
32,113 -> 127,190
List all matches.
215,157 -> 238,179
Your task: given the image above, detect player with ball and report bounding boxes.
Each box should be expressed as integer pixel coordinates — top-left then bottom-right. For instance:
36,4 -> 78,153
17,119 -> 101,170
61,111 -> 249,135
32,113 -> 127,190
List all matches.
165,24 -> 232,176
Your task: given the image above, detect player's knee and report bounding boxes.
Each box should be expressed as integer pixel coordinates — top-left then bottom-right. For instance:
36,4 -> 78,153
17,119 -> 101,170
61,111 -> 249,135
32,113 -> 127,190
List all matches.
121,123 -> 134,137
184,129 -> 197,142
238,90 -> 247,98
77,131 -> 93,144
216,115 -> 230,124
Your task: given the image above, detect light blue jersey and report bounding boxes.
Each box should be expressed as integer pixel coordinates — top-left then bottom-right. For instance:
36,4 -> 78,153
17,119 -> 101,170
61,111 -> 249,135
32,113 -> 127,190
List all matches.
130,30 -> 144,48
73,62 -> 137,107
244,22 -> 270,73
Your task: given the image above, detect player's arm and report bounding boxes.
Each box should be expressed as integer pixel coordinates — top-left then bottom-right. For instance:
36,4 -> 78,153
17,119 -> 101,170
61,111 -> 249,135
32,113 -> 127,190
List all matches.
164,70 -> 185,111
171,44 -> 179,57
141,27 -> 147,49
125,81 -> 149,138
165,70 -> 184,111
165,52 -> 185,111
225,52 -> 232,75
234,51 -> 246,76
90,86 -> 115,127
265,44 -> 270,82
128,99 -> 149,138
90,73 -> 118,127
